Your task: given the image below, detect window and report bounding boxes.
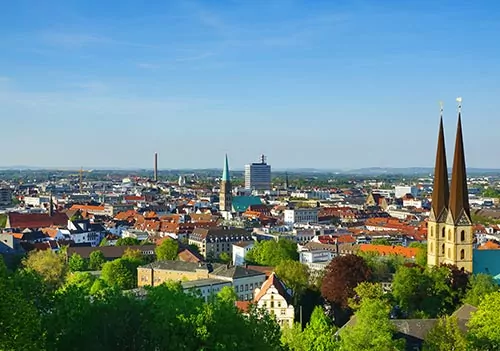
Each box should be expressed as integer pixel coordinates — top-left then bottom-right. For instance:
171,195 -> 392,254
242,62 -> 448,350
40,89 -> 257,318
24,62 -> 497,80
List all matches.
460,249 -> 465,260
245,284 -> 249,291
281,309 -> 286,315
278,302 -> 281,308
270,301 -> 274,308
431,227 -> 434,238
441,244 -> 445,255
235,286 -> 239,293
441,228 -> 445,238
461,230 -> 465,242
448,248 -> 451,258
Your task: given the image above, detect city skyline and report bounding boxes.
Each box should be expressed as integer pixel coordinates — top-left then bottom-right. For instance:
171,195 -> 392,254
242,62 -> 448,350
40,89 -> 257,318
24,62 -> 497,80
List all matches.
2,1 -> 500,168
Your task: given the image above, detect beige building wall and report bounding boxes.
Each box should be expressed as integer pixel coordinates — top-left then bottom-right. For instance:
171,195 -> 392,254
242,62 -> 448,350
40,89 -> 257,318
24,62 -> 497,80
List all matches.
137,267 -> 210,287
255,285 -> 294,328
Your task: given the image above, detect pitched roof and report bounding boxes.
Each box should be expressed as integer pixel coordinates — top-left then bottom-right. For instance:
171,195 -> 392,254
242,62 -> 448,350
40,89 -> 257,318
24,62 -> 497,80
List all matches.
232,196 -> 263,213
359,244 -> 420,259
178,248 -> 204,263
254,272 -> 292,303
448,113 -> 471,224
7,212 -> 68,230
235,301 -> 251,313
478,240 -> 500,250
222,154 -> 230,182
430,116 -> 450,221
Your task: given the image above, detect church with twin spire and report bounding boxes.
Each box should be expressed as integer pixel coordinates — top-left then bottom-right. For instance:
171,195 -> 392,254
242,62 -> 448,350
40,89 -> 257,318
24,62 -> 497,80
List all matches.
427,102 -> 473,272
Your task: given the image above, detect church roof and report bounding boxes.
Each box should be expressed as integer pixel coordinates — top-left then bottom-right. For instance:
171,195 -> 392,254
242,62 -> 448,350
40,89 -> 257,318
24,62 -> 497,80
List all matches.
448,113 -> 471,224
430,116 -> 449,221
222,154 -> 230,182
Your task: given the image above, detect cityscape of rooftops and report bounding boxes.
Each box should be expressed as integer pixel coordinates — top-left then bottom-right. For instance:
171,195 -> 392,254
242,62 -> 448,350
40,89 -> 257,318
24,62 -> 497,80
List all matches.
2,1 -> 500,350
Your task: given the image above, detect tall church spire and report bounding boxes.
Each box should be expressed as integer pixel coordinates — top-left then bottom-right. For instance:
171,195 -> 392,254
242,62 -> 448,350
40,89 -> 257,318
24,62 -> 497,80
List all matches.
448,101 -> 471,224
430,104 -> 450,221
222,154 -> 230,182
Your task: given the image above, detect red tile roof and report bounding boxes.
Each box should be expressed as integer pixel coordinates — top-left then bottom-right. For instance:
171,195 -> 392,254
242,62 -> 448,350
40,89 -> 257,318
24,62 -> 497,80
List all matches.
7,212 -> 68,230
254,272 -> 291,303
359,244 -> 420,259
235,301 -> 251,313
478,240 -> 500,250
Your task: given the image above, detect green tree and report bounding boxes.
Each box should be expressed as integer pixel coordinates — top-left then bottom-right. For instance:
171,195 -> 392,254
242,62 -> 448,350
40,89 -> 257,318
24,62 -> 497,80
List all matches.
302,306 -> 338,350
464,273 -> 498,307
348,282 -> 385,310
245,239 -> 298,266
339,298 -> 405,351
275,260 -> 310,304
0,258 -> 45,351
219,251 -> 231,263
423,316 -> 468,351
99,237 -> 109,247
101,257 -> 141,290
62,272 -> 96,294
467,291 -> 500,350
88,250 -> 106,270
409,242 -> 428,267
371,238 -> 392,246
122,248 -> 145,264
0,213 -> 7,228
155,239 -> 179,261
116,237 -> 141,246
281,323 -> 306,351
22,249 -> 68,290
217,286 -> 238,303
68,253 -> 87,272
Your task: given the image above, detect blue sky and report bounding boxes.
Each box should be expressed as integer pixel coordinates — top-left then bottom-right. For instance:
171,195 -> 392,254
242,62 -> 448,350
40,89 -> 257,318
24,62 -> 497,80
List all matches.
1,0 -> 500,170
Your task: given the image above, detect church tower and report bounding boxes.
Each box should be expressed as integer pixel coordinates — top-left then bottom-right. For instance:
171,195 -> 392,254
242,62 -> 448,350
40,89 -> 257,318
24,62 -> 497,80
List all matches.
220,154 -> 232,212
427,105 -> 450,267
443,102 -> 473,272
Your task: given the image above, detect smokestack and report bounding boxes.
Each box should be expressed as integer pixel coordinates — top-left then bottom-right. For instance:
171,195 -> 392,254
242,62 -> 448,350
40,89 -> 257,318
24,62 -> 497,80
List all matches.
154,152 -> 158,182
48,192 -> 53,217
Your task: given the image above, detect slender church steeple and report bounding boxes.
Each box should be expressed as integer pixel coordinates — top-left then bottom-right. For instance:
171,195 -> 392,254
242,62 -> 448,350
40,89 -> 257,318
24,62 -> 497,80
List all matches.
430,104 -> 450,222
220,154 -> 232,212
428,103 -> 450,268
442,97 -> 473,272
447,104 -> 471,225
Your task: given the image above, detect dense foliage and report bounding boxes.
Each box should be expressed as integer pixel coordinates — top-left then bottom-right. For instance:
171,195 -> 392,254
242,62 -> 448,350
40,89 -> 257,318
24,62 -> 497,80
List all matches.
155,239 -> 179,261
245,239 -> 298,266
321,254 -> 371,308
0,257 -> 283,351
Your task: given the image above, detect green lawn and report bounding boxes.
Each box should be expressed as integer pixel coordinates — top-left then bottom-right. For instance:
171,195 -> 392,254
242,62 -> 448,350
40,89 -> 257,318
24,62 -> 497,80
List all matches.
0,213 -> 7,228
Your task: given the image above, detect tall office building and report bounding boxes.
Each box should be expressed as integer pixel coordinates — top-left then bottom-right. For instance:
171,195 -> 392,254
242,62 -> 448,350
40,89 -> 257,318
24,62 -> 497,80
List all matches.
245,155 -> 271,191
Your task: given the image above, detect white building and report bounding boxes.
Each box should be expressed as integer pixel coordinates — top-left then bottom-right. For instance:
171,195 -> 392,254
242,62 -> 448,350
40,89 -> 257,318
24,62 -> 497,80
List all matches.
24,196 -> 50,208
300,250 -> 335,271
284,208 -> 319,225
232,241 -> 254,266
402,198 -> 423,209
245,155 -> 271,191
182,279 -> 232,302
122,228 -> 150,241
395,186 -> 418,199
59,220 -> 106,247
254,273 -> 295,328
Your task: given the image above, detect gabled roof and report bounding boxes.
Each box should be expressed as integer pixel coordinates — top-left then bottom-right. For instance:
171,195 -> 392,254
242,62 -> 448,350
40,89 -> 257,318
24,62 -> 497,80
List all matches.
7,212 -> 68,230
254,272 -> 292,304
359,244 -> 420,259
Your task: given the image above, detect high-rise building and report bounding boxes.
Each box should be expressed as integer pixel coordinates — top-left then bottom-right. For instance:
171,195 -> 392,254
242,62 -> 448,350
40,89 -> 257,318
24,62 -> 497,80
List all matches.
245,155 -> 271,191
427,103 -> 473,272
220,154 -> 232,212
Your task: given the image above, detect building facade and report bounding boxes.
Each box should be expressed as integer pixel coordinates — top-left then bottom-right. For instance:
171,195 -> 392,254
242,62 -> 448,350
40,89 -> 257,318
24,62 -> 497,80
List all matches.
395,186 -> 418,199
232,241 -> 254,266
254,273 -> 295,328
0,188 -> 12,206
284,208 -> 319,225
244,155 -> 271,191
189,227 -> 253,260
427,109 -> 473,272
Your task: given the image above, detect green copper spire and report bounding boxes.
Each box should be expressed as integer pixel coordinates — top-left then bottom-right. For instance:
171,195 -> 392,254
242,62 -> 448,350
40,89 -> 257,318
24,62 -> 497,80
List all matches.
222,154 -> 230,182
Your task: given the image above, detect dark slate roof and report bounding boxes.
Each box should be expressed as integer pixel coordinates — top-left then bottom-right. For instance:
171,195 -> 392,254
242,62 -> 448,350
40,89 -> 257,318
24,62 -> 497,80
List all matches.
140,261 -> 212,273
67,245 -> 156,259
190,227 -> 251,243
210,264 -> 265,279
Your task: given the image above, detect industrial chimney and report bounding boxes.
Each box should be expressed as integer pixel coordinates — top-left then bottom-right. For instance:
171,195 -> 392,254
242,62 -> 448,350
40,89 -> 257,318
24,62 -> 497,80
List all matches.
154,152 -> 158,182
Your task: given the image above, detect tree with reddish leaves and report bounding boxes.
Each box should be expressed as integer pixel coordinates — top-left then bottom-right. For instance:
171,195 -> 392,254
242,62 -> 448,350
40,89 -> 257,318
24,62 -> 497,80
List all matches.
321,254 -> 371,308
441,263 -> 470,306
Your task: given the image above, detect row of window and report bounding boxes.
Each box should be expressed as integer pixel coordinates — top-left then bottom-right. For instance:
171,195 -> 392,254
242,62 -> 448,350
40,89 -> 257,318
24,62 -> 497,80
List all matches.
430,227 -> 467,242
429,243 -> 467,260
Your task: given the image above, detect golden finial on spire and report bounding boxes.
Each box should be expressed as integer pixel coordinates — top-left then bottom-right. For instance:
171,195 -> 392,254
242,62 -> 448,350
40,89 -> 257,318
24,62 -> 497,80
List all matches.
439,101 -> 444,118
456,97 -> 462,113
